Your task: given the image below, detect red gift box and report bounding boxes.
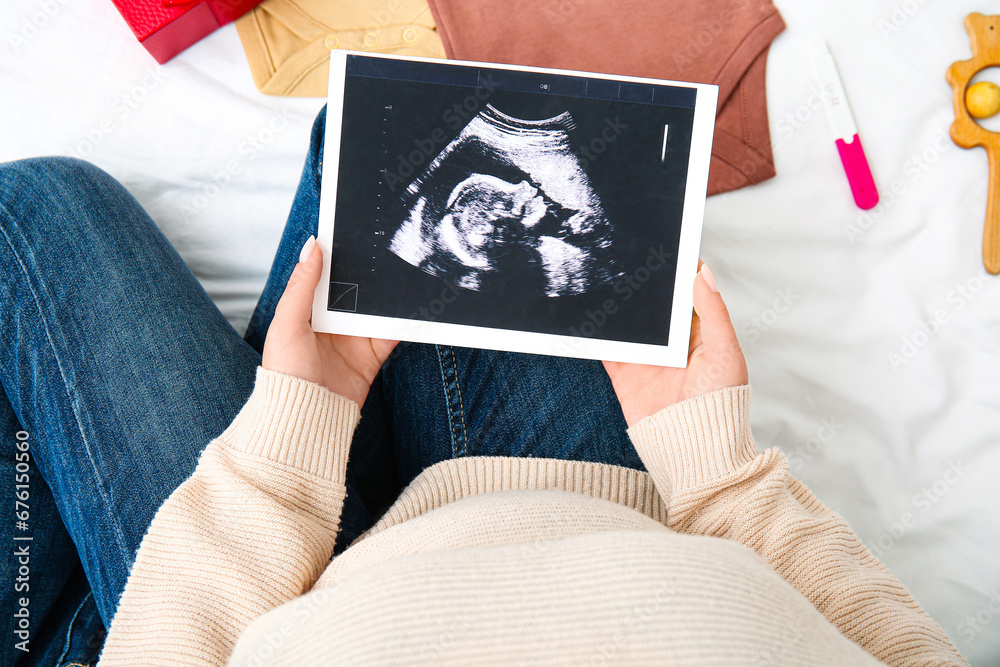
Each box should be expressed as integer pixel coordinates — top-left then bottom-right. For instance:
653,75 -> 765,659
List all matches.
110,0 -> 264,64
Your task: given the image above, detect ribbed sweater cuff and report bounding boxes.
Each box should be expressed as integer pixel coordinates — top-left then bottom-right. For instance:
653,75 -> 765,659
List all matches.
217,367 -> 360,482
627,385 -> 756,491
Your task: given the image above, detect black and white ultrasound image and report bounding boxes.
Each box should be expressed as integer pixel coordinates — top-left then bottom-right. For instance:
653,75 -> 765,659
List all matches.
330,73 -> 695,347
389,105 -> 620,298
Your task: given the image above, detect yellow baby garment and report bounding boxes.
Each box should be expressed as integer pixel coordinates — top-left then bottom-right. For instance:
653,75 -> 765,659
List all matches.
236,0 -> 446,97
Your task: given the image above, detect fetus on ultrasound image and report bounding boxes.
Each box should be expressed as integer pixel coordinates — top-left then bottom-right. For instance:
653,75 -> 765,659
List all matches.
388,105 -> 622,298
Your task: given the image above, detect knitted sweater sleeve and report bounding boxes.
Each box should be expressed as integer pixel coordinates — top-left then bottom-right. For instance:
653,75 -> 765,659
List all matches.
98,367 -> 360,666
627,385 -> 967,666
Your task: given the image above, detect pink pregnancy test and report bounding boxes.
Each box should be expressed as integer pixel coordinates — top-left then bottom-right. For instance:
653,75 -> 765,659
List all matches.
809,38 -> 879,210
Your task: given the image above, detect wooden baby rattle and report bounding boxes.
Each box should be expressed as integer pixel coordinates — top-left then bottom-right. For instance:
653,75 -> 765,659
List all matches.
947,12 -> 1000,275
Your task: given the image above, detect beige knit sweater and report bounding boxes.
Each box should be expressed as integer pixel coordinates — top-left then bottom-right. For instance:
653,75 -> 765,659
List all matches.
98,368 -> 967,666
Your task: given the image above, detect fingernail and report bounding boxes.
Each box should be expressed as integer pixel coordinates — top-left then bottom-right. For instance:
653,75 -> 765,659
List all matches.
298,235 -> 316,264
700,263 -> 719,292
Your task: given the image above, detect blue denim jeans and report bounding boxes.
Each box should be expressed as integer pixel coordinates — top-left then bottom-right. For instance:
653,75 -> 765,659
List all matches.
0,107 -> 639,666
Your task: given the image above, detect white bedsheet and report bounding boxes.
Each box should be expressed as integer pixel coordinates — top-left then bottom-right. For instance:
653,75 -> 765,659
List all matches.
2,0 -> 998,663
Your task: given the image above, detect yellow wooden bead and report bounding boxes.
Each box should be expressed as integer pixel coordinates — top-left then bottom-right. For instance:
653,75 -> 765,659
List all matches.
965,81 -> 1000,119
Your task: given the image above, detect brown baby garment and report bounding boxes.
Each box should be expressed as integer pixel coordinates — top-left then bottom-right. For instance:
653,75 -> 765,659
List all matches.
235,0 -> 446,97
426,0 -> 786,196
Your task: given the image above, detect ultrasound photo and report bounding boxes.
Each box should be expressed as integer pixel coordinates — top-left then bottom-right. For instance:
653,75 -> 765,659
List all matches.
388,105 -> 621,298
323,55 -> 703,350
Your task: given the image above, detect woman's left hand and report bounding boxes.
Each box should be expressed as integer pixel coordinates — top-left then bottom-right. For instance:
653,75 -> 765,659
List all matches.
603,261 -> 748,427
262,236 -> 398,406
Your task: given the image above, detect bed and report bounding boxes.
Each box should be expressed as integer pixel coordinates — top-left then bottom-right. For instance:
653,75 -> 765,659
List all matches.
2,0 -> 998,662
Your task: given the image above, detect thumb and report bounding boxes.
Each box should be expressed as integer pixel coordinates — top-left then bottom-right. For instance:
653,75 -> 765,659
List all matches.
693,263 -> 741,350
274,235 -> 322,325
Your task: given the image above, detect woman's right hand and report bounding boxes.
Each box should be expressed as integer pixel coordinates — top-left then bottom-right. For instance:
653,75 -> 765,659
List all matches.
262,236 -> 397,407
603,262 -> 748,427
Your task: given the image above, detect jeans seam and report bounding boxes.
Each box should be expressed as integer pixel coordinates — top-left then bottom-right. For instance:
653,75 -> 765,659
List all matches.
56,590 -> 96,665
435,345 -> 468,458
0,196 -> 132,583
451,347 -> 469,457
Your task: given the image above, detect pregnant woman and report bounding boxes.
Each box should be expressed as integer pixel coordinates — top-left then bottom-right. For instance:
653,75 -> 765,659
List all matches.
0,107 -> 967,665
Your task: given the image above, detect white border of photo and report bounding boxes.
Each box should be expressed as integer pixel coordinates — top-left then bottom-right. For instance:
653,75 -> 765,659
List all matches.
312,50 -> 718,368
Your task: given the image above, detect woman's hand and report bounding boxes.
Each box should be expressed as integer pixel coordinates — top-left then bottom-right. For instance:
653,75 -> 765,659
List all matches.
262,236 -> 398,407
603,262 -> 748,427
